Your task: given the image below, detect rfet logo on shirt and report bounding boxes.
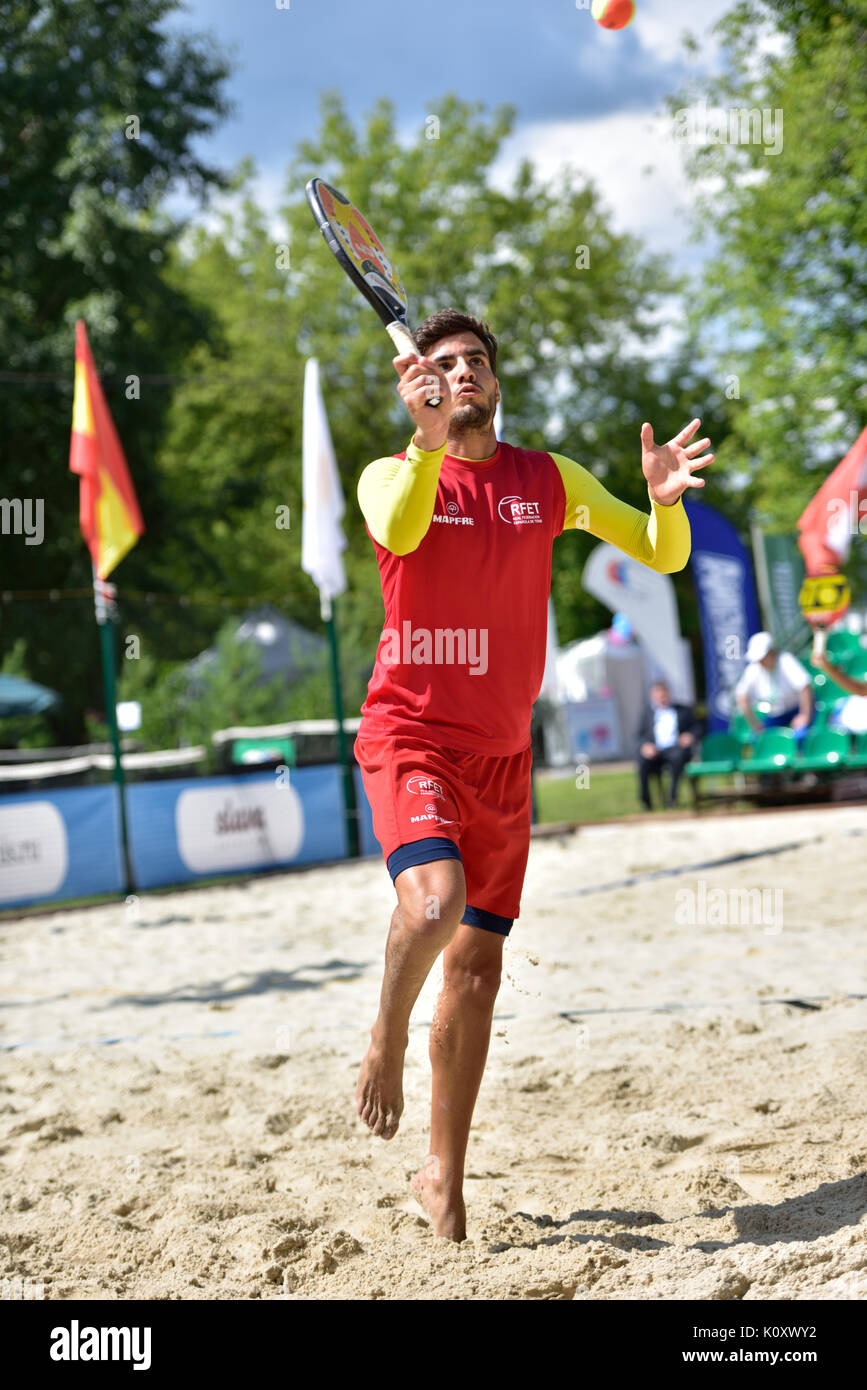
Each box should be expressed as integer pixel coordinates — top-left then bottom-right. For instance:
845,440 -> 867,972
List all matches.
498,495 -> 542,525
406,774 -> 444,798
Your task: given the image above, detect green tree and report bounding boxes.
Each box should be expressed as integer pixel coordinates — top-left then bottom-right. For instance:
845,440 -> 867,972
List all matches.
0,0 -> 233,739
669,0 -> 867,577
116,621 -> 294,756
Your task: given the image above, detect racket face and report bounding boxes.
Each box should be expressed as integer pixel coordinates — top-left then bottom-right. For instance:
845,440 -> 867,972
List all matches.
306,177 -> 408,327
799,572 -> 851,626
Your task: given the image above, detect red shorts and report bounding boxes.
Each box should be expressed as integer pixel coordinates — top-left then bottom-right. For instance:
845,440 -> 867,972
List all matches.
354,729 -> 533,935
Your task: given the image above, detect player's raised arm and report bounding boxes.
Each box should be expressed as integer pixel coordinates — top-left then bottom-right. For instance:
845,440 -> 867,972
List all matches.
550,418 -> 714,573
811,627 -> 867,697
356,353 -> 453,555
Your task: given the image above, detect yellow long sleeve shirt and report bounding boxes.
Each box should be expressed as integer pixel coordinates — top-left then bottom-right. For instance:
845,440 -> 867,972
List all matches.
356,438 -> 691,753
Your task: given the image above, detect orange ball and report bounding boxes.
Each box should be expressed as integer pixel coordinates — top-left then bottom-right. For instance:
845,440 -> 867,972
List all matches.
591,0 -> 636,30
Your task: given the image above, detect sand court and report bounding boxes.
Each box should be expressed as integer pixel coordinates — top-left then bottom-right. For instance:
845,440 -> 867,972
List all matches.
1,804 -> 865,1300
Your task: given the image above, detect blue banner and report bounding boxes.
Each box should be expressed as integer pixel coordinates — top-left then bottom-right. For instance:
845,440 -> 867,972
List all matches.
0,765 -> 380,908
0,785 -> 123,909
128,766 -> 358,890
685,500 -> 762,731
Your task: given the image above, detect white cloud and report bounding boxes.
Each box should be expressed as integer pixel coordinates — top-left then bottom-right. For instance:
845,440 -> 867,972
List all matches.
491,109 -> 709,271
486,0 -> 742,270
631,0 -> 732,64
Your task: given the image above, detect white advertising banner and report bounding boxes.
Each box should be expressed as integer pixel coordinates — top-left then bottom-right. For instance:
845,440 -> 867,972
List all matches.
0,801 -> 68,903
582,543 -> 690,699
176,782 -> 304,875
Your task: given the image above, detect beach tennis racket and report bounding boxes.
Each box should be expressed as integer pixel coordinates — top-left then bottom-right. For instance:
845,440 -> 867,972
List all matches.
798,572 -> 851,628
305,177 -> 441,407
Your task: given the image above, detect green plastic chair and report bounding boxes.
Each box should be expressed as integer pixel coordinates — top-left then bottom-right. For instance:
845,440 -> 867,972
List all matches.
848,731 -> 867,768
728,710 -> 760,745
743,727 -> 797,773
797,728 -> 852,771
686,733 -> 741,778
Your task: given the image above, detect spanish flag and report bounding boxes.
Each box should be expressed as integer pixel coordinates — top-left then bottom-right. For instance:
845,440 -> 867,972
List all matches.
69,320 -> 144,578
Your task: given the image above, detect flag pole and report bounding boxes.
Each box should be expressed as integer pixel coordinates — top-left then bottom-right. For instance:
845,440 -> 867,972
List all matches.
93,569 -> 134,893
321,593 -> 359,858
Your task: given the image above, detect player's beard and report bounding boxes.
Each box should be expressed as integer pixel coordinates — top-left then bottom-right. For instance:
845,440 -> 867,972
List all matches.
449,392 -> 496,435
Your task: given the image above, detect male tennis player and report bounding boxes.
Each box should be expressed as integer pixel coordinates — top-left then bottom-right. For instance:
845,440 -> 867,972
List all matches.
353,309 -> 713,1241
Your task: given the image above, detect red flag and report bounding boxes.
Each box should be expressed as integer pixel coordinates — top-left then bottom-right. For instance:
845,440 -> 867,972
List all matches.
69,320 -> 144,578
797,424 -> 867,576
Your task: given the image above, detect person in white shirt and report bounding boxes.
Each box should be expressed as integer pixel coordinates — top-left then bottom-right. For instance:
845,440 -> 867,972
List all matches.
734,632 -> 813,737
636,680 -> 700,809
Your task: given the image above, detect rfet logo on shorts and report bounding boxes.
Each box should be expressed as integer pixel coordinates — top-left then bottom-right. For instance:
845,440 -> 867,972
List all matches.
406,774 -> 443,798
498,495 -> 542,525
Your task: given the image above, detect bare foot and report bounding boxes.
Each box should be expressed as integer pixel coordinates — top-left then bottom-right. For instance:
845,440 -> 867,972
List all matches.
411,1159 -> 466,1242
355,1026 -> 406,1139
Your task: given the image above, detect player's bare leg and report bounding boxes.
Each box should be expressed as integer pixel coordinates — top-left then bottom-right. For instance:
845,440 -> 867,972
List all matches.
411,921 -> 503,1241
356,858 -> 466,1140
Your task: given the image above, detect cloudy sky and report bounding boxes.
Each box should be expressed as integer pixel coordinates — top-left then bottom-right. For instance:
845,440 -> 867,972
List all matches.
170,0 -> 735,271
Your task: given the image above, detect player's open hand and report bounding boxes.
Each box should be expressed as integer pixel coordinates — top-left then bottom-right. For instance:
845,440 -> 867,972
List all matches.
393,353 -> 451,450
640,418 -> 714,507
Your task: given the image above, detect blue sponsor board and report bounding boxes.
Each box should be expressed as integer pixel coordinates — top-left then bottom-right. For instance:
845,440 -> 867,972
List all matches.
0,785 -> 124,909
686,501 -> 762,732
128,766 -> 357,890
0,764 -> 381,908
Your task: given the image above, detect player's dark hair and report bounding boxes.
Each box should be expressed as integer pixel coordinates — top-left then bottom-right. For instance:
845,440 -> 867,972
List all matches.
414,309 -> 498,374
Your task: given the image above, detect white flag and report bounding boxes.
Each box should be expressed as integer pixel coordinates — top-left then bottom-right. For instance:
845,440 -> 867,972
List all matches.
302,358 -> 347,614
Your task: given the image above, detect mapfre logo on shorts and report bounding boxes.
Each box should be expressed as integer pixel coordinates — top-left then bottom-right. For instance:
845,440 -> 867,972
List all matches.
498,495 -> 542,525
406,774 -> 443,798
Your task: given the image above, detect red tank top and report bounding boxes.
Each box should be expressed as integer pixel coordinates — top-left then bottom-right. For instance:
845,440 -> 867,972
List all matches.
359,441 -> 567,754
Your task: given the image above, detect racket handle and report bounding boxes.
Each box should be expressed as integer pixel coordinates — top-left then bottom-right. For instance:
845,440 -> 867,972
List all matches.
386,320 -> 441,407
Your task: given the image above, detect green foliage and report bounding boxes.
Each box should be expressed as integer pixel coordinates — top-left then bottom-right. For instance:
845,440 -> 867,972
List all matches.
0,0 -> 234,739
668,0 -> 867,594
117,621 -> 290,756
0,637 -> 55,746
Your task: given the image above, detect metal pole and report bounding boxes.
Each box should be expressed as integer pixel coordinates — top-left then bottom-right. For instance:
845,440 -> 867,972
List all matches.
93,569 -> 134,893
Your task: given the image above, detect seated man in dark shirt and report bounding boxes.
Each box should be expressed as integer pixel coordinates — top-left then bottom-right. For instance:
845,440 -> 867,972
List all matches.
635,679 -> 701,809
